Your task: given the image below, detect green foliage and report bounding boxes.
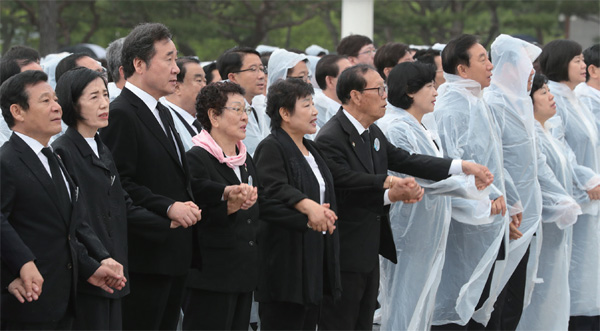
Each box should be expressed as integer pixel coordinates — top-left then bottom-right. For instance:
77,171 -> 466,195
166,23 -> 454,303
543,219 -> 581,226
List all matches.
1,0 -> 597,57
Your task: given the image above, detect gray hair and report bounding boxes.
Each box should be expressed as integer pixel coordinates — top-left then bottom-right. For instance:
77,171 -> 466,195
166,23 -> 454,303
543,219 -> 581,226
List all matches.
106,37 -> 125,83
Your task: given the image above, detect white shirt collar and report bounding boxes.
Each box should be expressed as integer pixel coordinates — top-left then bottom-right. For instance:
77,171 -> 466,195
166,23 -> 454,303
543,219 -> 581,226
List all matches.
342,108 -> 368,135
125,81 -> 158,111
160,98 -> 196,126
14,131 -> 48,154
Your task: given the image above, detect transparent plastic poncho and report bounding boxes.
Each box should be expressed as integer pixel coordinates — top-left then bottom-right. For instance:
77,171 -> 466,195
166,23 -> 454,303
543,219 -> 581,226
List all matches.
516,121 -> 583,330
431,73 -> 513,325
575,82 -> 600,134
547,80 -> 600,317
476,35 -> 577,324
378,106 -> 489,330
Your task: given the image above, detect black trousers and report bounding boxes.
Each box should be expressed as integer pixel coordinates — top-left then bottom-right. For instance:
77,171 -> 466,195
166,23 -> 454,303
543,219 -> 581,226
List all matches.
121,272 -> 186,330
73,293 -> 122,330
182,288 -> 252,330
319,266 -> 379,330
433,246 -> 531,331
569,315 -> 600,331
1,313 -> 74,330
259,301 -> 320,330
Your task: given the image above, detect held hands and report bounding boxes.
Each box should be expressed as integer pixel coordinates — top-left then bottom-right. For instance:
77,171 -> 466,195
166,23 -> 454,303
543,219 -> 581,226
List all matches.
461,161 -> 494,190
9,261 -> 44,303
388,177 -> 424,204
87,265 -> 127,294
101,258 -> 125,289
509,213 -> 523,240
306,202 -> 337,235
168,201 -> 201,229
490,196 -> 507,216
224,184 -> 258,215
587,185 -> 600,200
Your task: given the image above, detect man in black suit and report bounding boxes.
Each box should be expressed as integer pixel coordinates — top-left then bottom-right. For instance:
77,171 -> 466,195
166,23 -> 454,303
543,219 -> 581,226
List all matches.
99,23 -> 202,330
0,70 -> 125,330
162,56 -> 206,150
315,64 -> 493,330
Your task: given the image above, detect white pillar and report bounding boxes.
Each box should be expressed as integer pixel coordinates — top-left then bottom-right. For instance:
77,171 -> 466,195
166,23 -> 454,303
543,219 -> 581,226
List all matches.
341,0 -> 374,40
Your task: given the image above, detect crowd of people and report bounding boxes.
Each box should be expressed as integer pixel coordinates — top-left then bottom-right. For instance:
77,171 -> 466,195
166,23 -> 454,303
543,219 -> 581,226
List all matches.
1,21 -> 599,331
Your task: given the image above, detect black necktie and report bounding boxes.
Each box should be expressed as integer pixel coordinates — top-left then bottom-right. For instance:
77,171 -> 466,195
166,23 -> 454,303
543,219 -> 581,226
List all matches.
41,147 -> 71,217
157,103 -> 180,158
192,119 -> 203,133
421,123 -> 440,151
249,107 -> 259,124
361,130 -> 374,171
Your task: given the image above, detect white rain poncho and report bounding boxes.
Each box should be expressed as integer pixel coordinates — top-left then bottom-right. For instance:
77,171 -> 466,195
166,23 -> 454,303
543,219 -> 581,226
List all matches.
516,121 -> 583,330
575,82 -> 600,133
477,35 -> 577,324
314,89 -> 340,129
379,105 -> 489,330
432,73 -> 517,325
267,49 -> 308,89
242,96 -> 270,157
547,79 -> 600,317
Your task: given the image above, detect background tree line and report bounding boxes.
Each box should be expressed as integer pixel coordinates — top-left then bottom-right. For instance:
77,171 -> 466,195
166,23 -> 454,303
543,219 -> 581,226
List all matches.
2,0 -> 599,60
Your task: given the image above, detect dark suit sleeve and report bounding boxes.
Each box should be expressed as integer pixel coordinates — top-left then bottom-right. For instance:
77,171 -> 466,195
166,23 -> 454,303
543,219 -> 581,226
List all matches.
250,154 -> 309,232
315,128 -> 388,192
254,139 -> 310,207
186,147 -> 228,210
384,133 -> 452,181
123,190 -> 171,243
1,213 -> 35,276
100,106 -> 175,217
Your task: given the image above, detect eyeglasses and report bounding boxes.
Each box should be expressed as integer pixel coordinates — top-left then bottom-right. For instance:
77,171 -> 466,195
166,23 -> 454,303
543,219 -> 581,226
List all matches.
234,66 -> 267,75
223,106 -> 253,116
361,85 -> 388,97
288,74 -> 312,81
358,48 -> 377,56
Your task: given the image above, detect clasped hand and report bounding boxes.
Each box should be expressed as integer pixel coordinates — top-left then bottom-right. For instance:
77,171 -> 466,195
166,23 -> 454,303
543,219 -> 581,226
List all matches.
388,177 -> 424,203
461,161 -> 494,190
224,184 -> 258,215
169,201 -> 202,228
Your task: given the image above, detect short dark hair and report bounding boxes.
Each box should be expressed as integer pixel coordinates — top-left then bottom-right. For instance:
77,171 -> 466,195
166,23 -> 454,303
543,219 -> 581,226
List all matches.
55,67 -> 106,128
106,37 -> 125,83
195,81 -> 245,132
414,48 -> 441,66
55,53 -> 92,82
374,42 -> 410,79
3,45 -> 40,68
217,47 -> 260,78
530,73 -> 549,103
176,56 -> 201,83
0,70 -> 48,128
315,54 -> 346,90
0,59 -> 23,85
337,35 -> 373,57
387,62 -> 436,109
122,23 -> 173,79
203,62 -> 218,84
442,34 -> 479,75
539,39 -> 582,82
266,78 -> 314,129
583,44 -> 599,82
336,64 -> 372,104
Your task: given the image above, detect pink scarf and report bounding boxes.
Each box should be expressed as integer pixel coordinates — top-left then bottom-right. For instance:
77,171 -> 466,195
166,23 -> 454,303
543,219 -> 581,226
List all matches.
192,130 -> 247,169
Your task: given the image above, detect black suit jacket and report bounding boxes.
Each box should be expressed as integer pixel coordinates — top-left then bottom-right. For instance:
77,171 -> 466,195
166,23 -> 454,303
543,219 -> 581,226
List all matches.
1,133 -> 107,322
315,109 -> 452,273
171,107 -> 197,137
185,146 -> 261,293
53,128 -> 174,297
253,129 -> 342,305
100,87 -> 193,275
